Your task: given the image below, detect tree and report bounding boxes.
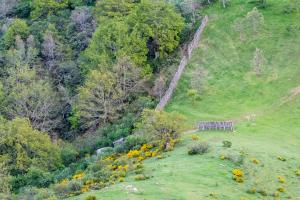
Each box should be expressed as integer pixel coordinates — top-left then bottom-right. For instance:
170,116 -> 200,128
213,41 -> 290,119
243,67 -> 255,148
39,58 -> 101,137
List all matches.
2,19 -> 29,48
134,109 -> 185,145
152,75 -> 166,100
83,0 -> 184,74
113,57 -> 143,97
179,0 -> 201,24
67,6 -> 96,54
2,36 -> 63,135
81,19 -> 139,72
94,0 -> 137,21
251,48 -> 266,76
74,70 -> 124,130
0,161 -> 11,194
246,7 -> 264,35
0,0 -> 18,19
0,118 -> 62,175
31,0 -> 68,19
128,0 -> 184,59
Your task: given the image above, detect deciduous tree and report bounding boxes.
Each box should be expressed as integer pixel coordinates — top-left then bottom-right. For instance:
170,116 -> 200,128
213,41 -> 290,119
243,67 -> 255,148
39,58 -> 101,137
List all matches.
0,118 -> 62,175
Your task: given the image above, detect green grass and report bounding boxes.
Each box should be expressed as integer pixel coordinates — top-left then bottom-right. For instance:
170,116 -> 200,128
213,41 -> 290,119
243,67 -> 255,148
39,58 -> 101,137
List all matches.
69,1 -> 300,199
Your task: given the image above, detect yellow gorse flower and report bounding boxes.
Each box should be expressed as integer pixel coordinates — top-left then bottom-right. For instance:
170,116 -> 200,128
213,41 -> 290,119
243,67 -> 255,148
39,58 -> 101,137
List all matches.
140,144 -> 153,151
127,150 -> 140,158
232,169 -> 244,177
277,176 -> 285,183
72,172 -> 85,180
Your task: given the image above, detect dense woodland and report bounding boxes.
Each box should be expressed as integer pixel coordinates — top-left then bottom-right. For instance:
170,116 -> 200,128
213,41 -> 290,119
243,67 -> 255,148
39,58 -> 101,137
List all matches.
0,0 -> 295,199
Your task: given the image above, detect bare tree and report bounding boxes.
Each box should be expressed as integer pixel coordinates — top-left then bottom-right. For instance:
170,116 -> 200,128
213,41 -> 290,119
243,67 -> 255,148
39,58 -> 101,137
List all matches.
191,67 -> 206,94
152,75 -> 166,100
113,57 -> 142,97
2,37 -> 62,136
252,48 -> 266,76
246,7 -> 264,35
70,6 -> 93,32
0,0 -> 17,19
233,18 -> 246,41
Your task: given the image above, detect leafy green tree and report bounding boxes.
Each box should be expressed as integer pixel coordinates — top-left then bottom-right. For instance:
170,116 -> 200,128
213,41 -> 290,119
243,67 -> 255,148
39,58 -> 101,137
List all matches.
95,0 -> 138,21
127,0 -> 184,59
74,70 -> 124,130
0,118 -> 62,175
83,0 -> 184,74
2,19 -> 29,48
134,109 -> 185,143
0,161 -> 11,194
31,0 -> 68,19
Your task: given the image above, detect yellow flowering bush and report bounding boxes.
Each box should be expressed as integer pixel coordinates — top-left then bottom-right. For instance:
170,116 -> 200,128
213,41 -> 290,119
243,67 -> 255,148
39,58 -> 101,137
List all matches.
220,155 -> 226,160
251,158 -> 260,164
232,169 -> 244,177
277,187 -> 285,193
117,165 -> 129,171
59,179 -> 69,185
140,144 -> 153,151
277,176 -> 285,183
81,185 -> 89,193
191,134 -> 200,140
137,156 -> 145,161
145,151 -> 152,157
104,156 -> 114,161
127,150 -> 140,158
277,156 -> 286,161
232,169 -> 244,183
295,171 -> 300,176
73,172 -> 85,180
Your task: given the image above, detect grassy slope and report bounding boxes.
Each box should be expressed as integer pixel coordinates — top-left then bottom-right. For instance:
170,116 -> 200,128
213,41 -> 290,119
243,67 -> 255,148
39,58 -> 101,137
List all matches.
70,1 -> 300,199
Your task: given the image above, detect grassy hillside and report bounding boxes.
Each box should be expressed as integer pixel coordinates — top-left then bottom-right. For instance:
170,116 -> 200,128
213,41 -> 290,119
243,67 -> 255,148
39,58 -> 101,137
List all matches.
69,1 -> 300,199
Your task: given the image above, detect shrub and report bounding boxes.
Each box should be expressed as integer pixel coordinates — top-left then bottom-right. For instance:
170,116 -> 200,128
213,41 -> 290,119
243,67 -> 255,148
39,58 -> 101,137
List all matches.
18,187 -> 58,200
60,143 -> 79,166
222,140 -> 232,148
134,174 -> 150,181
283,0 -> 300,14
85,195 -> 97,200
124,135 -> 147,151
12,168 -> 54,192
225,152 -> 244,164
188,142 -> 210,155
191,134 -> 200,141
134,109 -> 185,149
52,179 -> 83,198
232,169 -> 244,183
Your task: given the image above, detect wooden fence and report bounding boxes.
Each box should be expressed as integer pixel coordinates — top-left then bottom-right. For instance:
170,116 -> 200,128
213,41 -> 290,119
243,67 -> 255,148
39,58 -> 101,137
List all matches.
156,15 -> 209,110
198,121 -> 234,131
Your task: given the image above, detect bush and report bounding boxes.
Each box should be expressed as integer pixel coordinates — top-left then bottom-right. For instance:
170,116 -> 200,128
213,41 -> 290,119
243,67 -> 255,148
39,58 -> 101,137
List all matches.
60,143 -> 79,166
283,0 -> 300,14
188,142 -> 210,155
226,152 -> 244,164
222,140 -> 232,148
52,179 -> 83,198
18,187 -> 58,200
124,135 -> 147,151
85,195 -> 97,200
134,174 -> 150,181
12,168 -> 54,192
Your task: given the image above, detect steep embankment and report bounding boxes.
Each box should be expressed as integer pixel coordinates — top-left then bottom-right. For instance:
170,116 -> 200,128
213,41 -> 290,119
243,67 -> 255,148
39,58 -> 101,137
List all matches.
70,1 -> 300,199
